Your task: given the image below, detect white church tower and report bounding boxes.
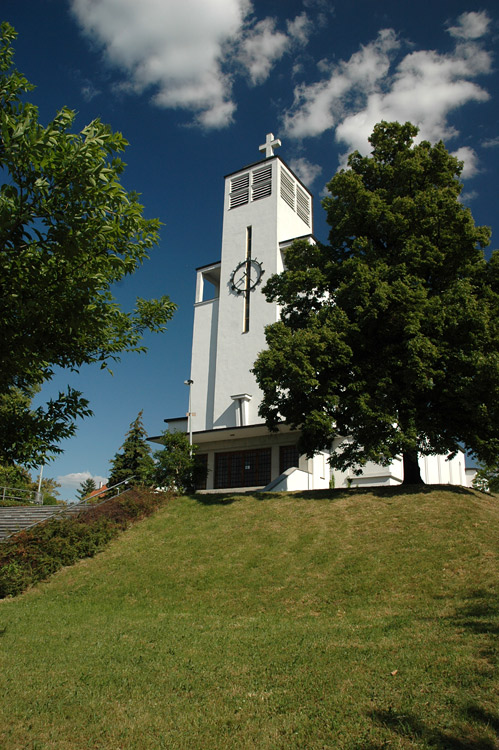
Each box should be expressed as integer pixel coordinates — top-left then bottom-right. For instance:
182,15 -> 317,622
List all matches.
192,134 -> 312,432
164,135 -> 330,491
157,134 -> 471,491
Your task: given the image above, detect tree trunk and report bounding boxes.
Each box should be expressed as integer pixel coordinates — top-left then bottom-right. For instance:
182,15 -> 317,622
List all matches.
402,450 -> 424,485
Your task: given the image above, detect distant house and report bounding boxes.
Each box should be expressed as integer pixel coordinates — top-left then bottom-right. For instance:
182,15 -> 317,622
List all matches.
84,484 -> 108,501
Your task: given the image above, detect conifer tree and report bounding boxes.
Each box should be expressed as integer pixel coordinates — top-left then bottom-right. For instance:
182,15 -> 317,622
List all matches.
108,412 -> 155,487
76,477 -> 97,502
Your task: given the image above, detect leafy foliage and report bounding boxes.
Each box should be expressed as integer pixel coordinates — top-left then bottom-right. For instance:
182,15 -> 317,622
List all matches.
0,23 -> 176,467
0,386 -> 91,469
0,463 -> 61,504
108,411 -> 155,487
254,121 -> 499,483
0,463 -> 32,492
472,461 -> 499,493
153,431 -> 206,492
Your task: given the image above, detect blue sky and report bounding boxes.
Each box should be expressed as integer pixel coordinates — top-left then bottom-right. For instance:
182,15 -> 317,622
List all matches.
3,0 -> 498,500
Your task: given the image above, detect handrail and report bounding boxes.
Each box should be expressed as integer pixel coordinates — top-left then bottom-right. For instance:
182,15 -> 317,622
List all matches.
80,476 -> 136,504
0,486 -> 40,504
0,477 -> 138,542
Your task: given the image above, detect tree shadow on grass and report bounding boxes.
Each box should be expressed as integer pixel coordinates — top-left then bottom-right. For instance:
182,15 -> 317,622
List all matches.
192,492 -> 246,506
462,705 -> 499,737
449,588 -> 499,638
371,589 -> 499,749
191,484 -> 480,505
255,484 -> 479,502
371,708 -> 498,749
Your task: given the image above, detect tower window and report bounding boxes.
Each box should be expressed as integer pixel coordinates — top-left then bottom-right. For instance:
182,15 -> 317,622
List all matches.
280,168 -> 295,210
230,172 -> 249,208
252,165 -> 272,201
195,263 -> 221,303
296,186 -> 311,226
280,166 -> 311,227
229,166 -> 273,209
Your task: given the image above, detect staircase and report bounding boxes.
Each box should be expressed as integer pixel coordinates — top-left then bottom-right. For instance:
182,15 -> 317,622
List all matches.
0,506 -> 68,541
0,478 -> 135,542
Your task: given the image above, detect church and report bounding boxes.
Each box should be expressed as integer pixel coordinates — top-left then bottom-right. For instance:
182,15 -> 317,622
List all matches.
156,135 -> 472,492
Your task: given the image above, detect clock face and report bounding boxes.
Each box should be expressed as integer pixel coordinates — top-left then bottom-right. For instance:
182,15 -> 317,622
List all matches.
230,259 -> 264,294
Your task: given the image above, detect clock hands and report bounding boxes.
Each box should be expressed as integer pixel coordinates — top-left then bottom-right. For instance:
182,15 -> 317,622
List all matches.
230,258 -> 264,295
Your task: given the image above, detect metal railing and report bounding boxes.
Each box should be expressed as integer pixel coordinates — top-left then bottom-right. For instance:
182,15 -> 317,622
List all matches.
1,486 -> 40,504
79,477 -> 135,505
0,477 -> 138,542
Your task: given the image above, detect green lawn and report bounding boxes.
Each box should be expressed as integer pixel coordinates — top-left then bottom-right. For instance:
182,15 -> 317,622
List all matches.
1,487 -> 498,749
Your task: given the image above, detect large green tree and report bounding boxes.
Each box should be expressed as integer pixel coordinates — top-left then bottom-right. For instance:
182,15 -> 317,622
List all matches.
0,23 -> 176,467
108,412 -> 155,487
253,121 -> 499,484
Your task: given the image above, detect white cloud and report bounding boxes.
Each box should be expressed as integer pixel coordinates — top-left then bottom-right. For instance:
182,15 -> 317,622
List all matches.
303,0 -> 334,27
287,12 -> 313,45
237,13 -> 312,86
283,12 -> 493,175
283,29 -> 400,138
57,471 -> 108,490
335,45 -> 490,157
81,80 -> 101,102
460,190 -> 478,204
70,0 -> 252,128
70,0 -> 314,128
238,17 -> 290,85
451,146 -> 480,178
289,157 -> 322,186
447,11 -> 490,40
482,136 -> 499,148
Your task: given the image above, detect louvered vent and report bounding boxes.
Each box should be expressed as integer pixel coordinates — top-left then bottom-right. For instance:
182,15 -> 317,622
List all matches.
229,172 -> 249,209
296,186 -> 311,226
252,165 -> 272,201
280,167 -> 295,210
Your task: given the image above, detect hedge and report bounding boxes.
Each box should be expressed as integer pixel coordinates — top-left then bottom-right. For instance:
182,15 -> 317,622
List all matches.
0,487 -> 171,598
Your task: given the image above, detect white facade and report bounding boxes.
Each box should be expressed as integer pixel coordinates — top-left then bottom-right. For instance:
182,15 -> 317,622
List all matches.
158,136 -> 471,492
330,438 -> 469,489
171,140 -> 328,491
190,154 -> 312,434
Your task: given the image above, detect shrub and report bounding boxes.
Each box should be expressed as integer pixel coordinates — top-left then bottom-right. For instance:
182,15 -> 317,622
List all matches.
0,488 -> 170,598
0,560 -> 33,598
153,432 -> 207,492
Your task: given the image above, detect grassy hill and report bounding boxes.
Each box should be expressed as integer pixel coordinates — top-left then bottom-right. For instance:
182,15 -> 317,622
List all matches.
0,486 -> 497,749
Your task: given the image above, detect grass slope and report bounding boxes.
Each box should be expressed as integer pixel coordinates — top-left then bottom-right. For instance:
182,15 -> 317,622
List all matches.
0,486 -> 498,749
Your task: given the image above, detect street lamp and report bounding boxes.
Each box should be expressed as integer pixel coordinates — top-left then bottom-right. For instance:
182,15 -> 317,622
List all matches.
35,464 -> 44,504
184,379 -> 194,456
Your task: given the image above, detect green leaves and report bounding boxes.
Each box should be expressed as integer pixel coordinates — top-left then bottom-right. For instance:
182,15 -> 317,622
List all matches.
254,120 -> 499,475
153,432 -> 206,493
0,24 -> 176,466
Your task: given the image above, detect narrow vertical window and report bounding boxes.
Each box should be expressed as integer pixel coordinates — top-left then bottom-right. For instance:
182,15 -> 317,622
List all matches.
243,226 -> 252,333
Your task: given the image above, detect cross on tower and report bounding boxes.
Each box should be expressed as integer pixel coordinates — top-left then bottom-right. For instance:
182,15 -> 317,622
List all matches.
259,132 -> 281,159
